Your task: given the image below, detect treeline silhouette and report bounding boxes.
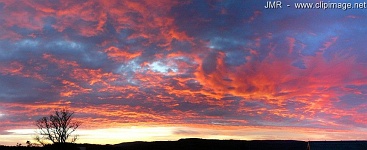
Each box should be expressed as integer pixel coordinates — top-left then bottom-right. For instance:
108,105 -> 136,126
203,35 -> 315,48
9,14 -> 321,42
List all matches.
4,138 -> 367,150
3,139 -> 367,150
0,139 -> 307,150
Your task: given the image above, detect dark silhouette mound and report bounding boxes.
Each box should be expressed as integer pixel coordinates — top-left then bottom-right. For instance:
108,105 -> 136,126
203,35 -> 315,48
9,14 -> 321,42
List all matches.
114,138 -> 306,150
42,143 -> 80,150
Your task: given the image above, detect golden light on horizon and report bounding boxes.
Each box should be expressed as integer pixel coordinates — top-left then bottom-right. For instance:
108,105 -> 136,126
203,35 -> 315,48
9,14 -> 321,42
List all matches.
75,126 -> 175,144
4,125 -> 367,146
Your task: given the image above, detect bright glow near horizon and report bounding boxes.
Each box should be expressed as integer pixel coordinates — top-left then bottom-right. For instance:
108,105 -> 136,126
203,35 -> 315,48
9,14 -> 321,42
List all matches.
4,125 -> 367,146
76,126 -> 174,144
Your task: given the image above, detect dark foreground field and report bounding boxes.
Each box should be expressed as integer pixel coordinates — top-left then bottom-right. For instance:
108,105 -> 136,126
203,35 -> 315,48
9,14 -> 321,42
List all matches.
2,138 -> 367,150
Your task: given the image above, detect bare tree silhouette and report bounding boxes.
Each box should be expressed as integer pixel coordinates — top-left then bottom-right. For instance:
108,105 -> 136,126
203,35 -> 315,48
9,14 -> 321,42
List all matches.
35,109 -> 81,144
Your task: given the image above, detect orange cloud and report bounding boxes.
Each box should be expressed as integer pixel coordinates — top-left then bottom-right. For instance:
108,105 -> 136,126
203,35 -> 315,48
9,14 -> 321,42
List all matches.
104,46 -> 142,62
0,61 -> 44,80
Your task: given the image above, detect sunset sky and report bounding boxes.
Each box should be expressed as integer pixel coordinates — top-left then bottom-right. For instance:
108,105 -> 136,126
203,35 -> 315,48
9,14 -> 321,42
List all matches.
2,0 -> 367,146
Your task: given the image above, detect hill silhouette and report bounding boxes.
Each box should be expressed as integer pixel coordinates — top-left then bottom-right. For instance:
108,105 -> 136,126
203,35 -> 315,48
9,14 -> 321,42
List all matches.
2,139 -> 367,150
114,138 -> 306,150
